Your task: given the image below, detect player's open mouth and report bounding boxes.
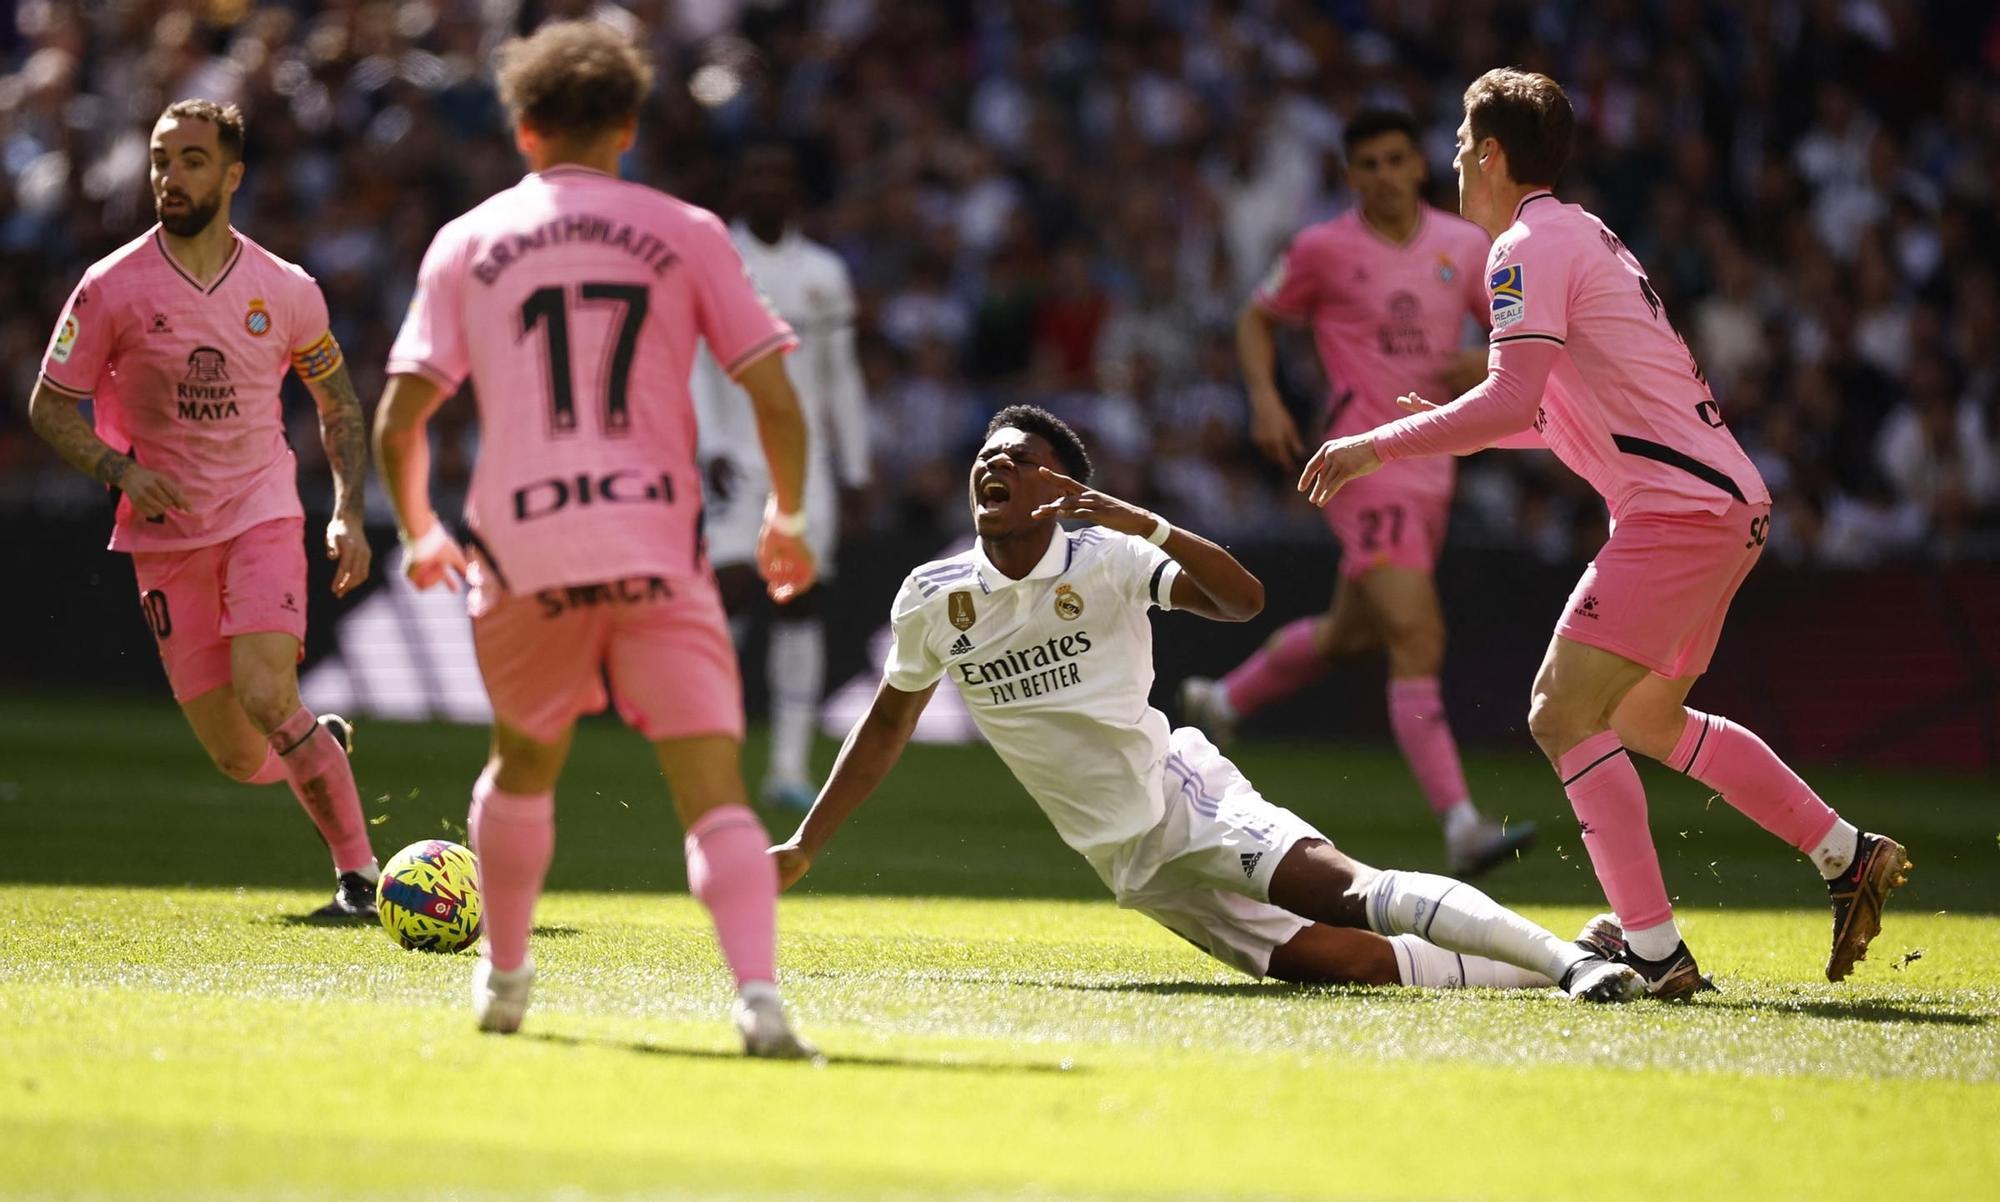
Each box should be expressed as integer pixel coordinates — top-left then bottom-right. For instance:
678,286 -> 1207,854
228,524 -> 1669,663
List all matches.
978,479 -> 1011,505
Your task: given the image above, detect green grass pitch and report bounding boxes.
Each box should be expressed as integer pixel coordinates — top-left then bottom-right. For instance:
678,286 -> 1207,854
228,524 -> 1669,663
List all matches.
2,694 -> 1996,1201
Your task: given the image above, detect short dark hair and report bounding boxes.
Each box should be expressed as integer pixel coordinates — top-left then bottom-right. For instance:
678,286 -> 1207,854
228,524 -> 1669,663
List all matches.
158,99 -> 245,162
986,405 -> 1092,484
1463,68 -> 1574,187
1342,108 -> 1421,155
496,20 -> 654,141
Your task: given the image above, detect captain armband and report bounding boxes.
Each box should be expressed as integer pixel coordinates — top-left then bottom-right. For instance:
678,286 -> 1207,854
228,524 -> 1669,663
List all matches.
292,331 -> 345,383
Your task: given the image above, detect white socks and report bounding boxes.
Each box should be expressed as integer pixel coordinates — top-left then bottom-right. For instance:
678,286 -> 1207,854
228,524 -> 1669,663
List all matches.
1390,935 -> 1552,989
1810,820 -> 1862,880
1366,869 -> 1585,983
767,618 -> 825,786
1624,919 -> 1682,962
1442,800 -> 1481,840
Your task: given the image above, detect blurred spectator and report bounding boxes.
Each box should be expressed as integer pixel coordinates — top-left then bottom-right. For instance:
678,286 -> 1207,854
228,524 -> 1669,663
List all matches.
2,0 -> 1997,570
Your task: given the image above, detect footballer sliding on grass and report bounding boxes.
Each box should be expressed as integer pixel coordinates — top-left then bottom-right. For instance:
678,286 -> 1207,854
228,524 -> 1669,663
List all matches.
772,405 -> 1642,1000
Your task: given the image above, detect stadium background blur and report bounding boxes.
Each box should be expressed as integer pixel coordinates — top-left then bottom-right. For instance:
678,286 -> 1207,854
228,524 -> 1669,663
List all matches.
3,0 -> 1997,767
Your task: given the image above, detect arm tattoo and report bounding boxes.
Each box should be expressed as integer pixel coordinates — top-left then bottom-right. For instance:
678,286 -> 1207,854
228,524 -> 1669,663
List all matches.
310,362 -> 369,515
28,386 -> 131,486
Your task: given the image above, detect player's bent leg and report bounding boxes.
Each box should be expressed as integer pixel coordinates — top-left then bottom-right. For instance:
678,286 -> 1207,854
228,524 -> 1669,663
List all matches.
1268,839 -> 1638,1001
179,684 -> 285,784
1187,584 -> 1375,744
1529,637 -> 1710,993
1264,923 -> 1400,985
653,735 -> 817,1061
468,719 -> 571,1033
1616,675 -> 1907,982
231,633 -> 379,911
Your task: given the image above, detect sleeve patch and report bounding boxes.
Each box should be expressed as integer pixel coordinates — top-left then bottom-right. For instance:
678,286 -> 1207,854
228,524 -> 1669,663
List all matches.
51,314 -> 79,364
1489,264 -> 1526,329
292,331 -> 344,382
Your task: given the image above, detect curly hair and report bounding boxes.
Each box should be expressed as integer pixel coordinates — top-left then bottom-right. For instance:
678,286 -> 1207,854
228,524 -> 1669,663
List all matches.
496,20 -> 655,141
986,405 -> 1093,483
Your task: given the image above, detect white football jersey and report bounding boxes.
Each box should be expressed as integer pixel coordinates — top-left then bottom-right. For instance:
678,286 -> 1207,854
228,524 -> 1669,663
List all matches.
884,527 -> 1184,868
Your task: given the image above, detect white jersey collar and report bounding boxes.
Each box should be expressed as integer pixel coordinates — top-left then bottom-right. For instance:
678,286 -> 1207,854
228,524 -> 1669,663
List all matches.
974,528 -> 1071,589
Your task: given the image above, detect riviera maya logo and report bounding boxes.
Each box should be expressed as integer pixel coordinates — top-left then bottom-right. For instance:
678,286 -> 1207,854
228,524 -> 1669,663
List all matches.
1054,584 -> 1085,621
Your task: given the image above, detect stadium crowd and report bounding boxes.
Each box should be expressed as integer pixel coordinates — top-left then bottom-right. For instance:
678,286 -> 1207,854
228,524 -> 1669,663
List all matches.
3,0 -> 1998,565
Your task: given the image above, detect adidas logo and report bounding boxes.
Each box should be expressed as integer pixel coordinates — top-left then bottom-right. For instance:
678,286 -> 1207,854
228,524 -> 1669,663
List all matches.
949,634 -> 974,656
1239,852 -> 1263,878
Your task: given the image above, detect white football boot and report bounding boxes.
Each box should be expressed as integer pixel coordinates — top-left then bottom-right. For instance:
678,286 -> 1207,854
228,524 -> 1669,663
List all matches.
1177,676 -> 1239,748
1558,955 -> 1645,1003
472,957 -> 535,1034
732,983 -> 821,1062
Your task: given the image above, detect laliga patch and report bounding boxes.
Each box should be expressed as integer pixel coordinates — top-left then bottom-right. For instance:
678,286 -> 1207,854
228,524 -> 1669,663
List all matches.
244,297 -> 271,337
1489,263 -> 1526,329
1053,584 -> 1084,621
51,313 -> 79,363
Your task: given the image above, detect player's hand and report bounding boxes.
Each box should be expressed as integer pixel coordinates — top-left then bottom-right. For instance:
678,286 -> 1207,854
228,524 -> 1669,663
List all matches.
756,522 -> 817,605
769,839 -> 813,891
1028,466 -> 1159,535
120,465 -> 191,521
400,517 -> 469,593
1248,394 -> 1306,467
326,511 -> 372,597
1298,435 -> 1384,507
1394,392 -> 1443,416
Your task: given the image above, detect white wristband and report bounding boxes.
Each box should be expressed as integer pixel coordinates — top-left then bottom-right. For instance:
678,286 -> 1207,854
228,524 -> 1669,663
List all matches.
765,497 -> 808,538
403,519 -> 452,558
1145,513 -> 1172,546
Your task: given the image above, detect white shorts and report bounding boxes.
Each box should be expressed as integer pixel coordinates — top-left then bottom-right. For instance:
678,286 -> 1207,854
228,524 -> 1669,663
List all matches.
701,451 -> 839,574
1108,727 -> 1327,977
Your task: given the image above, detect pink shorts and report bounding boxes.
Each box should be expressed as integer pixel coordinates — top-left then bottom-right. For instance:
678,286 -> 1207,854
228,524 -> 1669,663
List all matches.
1556,500 -> 1771,678
1325,471 -> 1451,581
467,560 -> 744,745
130,518 -> 308,702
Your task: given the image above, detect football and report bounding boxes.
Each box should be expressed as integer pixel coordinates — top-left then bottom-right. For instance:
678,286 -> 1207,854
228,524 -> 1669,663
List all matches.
377,839 -> 483,953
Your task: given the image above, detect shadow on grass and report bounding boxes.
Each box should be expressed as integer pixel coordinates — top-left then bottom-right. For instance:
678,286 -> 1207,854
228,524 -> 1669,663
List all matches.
1697,997 -> 1992,1026
520,1030 -> 1087,1074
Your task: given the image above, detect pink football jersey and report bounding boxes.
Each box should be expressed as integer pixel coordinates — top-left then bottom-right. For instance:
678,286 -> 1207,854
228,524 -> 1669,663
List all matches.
1475,191 -> 1769,517
388,167 -> 797,594
39,227 -> 338,552
1256,206 -> 1491,494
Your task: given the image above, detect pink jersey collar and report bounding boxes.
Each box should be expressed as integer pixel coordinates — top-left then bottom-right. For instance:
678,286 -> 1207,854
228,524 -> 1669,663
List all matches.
1353,204 -> 1428,251
153,226 -> 244,295
1511,190 -> 1557,223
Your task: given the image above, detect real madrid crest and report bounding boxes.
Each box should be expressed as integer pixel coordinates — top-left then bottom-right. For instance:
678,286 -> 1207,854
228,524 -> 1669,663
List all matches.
948,590 -> 976,631
1054,584 -> 1084,621
244,298 -> 271,337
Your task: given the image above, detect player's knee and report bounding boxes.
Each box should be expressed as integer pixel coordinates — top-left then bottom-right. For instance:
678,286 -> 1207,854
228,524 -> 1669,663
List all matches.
1381,618 -> 1444,676
1611,705 -> 1683,762
1525,688 -> 1579,757
209,744 -> 268,782
231,676 -> 297,732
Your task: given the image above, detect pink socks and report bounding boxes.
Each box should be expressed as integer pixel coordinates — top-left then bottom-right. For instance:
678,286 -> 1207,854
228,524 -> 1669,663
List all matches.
1221,618 -> 1330,717
1387,676 -> 1472,816
269,707 -> 373,872
469,765 -> 555,973
685,805 -> 778,989
1559,731 -> 1673,934
242,748 -> 288,785
1670,710 -> 1843,852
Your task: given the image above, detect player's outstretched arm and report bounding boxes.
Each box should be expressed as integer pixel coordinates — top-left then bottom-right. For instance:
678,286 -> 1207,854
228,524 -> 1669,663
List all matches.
26,378 -> 189,519
736,351 -> 816,604
372,372 -> 467,591
770,678 -> 937,890
1030,466 -> 1264,622
301,361 -> 372,597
